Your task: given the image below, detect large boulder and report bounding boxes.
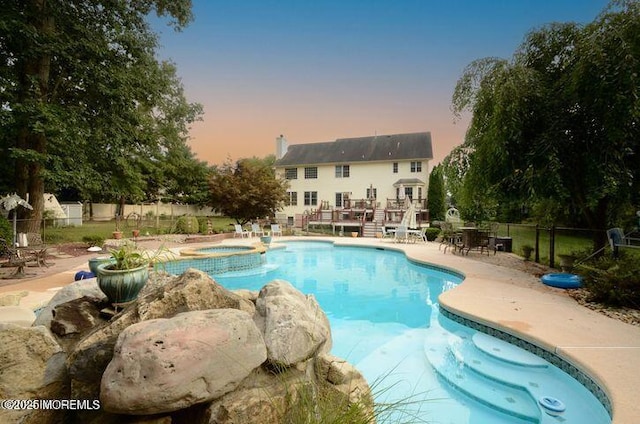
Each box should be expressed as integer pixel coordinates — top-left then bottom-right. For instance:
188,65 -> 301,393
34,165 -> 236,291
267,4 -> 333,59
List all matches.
255,280 -> 332,366
315,353 -> 372,406
101,309 -> 267,415
50,296 -> 107,337
202,366 -> 306,424
68,269 -> 250,402
135,268 -> 253,320
33,278 -> 106,328
0,324 -> 68,424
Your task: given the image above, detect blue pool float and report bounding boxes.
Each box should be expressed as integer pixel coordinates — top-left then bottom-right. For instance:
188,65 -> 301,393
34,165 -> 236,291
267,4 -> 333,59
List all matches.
541,273 -> 582,289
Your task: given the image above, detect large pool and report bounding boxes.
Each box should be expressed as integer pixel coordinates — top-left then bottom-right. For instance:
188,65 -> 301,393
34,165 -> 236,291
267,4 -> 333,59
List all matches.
195,241 -> 610,423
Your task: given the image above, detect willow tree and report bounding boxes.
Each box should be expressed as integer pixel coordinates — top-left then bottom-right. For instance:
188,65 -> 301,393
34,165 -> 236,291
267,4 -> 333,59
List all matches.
0,0 -> 197,233
451,0 -> 640,249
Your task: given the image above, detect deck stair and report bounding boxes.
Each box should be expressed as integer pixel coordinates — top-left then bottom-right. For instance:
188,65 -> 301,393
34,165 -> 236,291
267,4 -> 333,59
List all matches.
361,209 -> 387,237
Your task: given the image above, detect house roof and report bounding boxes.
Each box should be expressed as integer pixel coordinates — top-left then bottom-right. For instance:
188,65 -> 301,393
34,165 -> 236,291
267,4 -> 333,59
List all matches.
393,178 -> 426,186
275,132 -> 433,166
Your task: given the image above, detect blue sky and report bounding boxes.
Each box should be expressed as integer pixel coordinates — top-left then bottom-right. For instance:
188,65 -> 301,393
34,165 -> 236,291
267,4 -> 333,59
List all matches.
151,0 -> 611,165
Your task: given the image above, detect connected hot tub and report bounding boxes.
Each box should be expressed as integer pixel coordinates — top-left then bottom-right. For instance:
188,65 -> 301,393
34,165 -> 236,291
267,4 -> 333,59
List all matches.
159,244 -> 267,276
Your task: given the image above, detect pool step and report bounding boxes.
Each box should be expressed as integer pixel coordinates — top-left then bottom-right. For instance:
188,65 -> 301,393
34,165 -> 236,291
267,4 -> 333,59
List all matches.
424,330 -> 541,423
472,332 -> 548,368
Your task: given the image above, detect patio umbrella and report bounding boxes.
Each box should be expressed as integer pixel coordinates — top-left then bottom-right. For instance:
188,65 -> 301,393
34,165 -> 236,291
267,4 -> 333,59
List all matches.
400,201 -> 417,229
0,193 -> 33,246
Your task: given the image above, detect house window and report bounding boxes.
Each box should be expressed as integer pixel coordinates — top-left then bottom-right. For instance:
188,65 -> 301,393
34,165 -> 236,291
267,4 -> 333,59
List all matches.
285,168 -> 298,180
335,165 -> 350,178
392,162 -> 398,173
304,191 -> 318,206
366,188 -> 377,199
397,187 -> 412,199
335,193 -> 343,207
286,191 -> 297,206
304,167 -> 318,179
410,161 -> 422,172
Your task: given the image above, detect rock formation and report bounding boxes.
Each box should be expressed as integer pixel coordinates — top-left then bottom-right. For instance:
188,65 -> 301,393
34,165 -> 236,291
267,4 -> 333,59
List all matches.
0,269 -> 372,423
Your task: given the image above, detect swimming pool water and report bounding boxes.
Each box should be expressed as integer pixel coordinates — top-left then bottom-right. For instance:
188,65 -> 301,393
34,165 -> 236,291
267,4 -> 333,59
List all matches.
209,241 -> 610,424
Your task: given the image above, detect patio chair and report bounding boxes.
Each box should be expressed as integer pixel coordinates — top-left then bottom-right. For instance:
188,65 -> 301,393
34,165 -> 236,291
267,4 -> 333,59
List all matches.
234,224 -> 251,238
380,227 -> 394,239
271,224 -> 283,237
394,225 -> 409,243
25,232 -> 51,267
607,227 -> 640,257
251,223 -> 265,237
0,238 -> 38,278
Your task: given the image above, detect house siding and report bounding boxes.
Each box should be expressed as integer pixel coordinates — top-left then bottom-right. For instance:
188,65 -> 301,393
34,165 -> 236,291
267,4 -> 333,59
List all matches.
274,132 -> 433,221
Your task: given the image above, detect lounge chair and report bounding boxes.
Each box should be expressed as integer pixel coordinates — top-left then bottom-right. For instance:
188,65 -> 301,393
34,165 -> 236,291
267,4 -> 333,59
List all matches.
606,227 -> 640,257
251,223 -> 265,237
271,224 -> 282,237
234,224 -> 251,238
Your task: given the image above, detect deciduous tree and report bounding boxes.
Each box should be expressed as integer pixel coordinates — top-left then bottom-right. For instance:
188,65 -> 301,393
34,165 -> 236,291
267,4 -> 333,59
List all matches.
0,0 -> 199,232
209,158 -> 288,225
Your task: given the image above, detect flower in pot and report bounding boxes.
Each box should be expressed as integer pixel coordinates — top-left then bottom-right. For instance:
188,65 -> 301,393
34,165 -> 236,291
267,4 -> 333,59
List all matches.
96,243 -> 152,306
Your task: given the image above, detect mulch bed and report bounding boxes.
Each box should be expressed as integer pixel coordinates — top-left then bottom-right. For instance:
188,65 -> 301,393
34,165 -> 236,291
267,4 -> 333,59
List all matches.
52,242 -> 96,258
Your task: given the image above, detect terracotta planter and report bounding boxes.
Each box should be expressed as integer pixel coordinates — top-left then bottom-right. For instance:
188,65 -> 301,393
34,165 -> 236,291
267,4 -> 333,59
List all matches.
132,229 -> 140,238
351,232 -> 358,237
97,263 -> 149,305
112,231 -> 123,240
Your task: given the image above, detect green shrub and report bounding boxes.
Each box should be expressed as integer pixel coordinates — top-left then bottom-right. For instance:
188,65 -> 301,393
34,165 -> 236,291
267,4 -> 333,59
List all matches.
424,227 -> 440,241
82,234 -> 105,247
173,216 -> 199,234
197,216 -> 215,234
576,254 -> 640,309
0,215 -> 11,242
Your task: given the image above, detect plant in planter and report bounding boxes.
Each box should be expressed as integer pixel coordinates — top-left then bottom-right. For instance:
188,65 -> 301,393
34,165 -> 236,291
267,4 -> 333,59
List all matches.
112,215 -> 123,240
521,244 -> 534,261
558,254 -> 578,272
96,243 -> 160,306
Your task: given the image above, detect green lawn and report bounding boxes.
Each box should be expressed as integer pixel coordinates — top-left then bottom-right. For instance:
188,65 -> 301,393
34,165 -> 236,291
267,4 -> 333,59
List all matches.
43,216 -> 237,244
497,224 -> 600,264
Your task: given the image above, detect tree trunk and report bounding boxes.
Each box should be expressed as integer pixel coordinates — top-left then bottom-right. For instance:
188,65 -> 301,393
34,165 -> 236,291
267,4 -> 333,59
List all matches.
583,197 -> 609,256
14,0 -> 54,235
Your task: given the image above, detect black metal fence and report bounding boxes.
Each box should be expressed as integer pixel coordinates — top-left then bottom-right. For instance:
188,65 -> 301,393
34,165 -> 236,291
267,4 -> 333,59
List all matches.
497,223 -> 607,267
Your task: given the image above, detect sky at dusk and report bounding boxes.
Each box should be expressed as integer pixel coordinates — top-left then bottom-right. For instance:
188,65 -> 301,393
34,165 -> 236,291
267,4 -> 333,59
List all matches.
151,0 -> 610,166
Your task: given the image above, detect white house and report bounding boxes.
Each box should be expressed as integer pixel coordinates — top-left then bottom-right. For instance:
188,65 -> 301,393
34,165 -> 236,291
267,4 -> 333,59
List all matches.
274,132 -> 433,236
